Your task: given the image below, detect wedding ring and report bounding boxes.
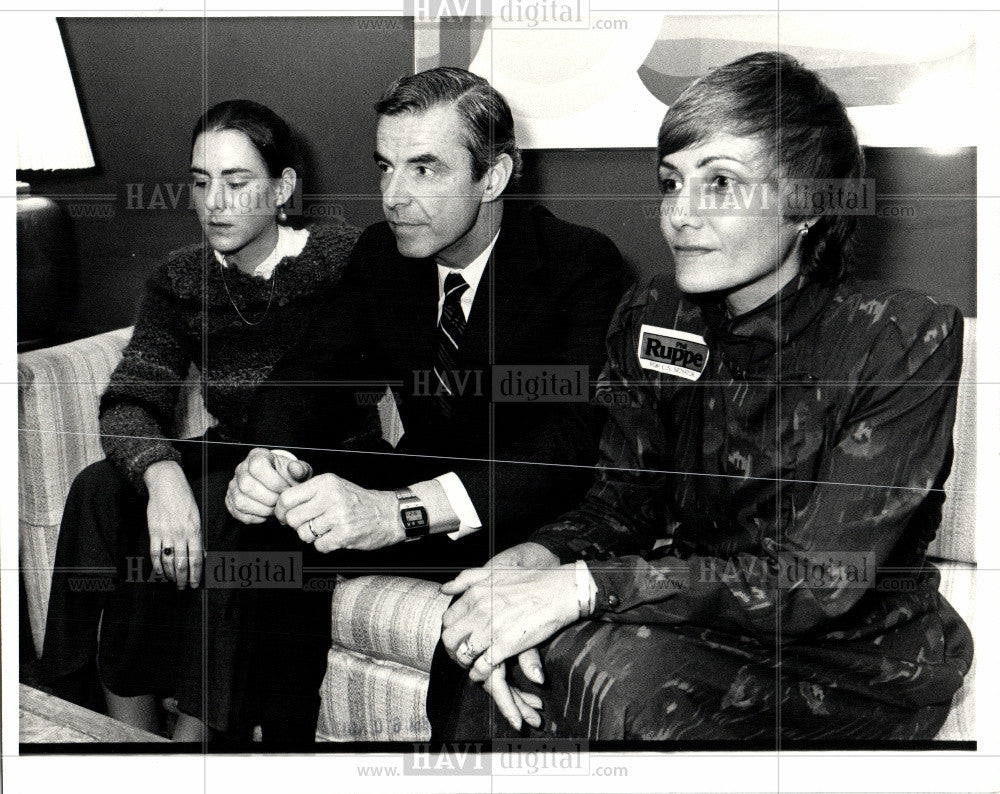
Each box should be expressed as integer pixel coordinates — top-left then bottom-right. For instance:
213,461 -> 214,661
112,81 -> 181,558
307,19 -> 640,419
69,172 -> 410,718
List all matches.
306,519 -> 318,540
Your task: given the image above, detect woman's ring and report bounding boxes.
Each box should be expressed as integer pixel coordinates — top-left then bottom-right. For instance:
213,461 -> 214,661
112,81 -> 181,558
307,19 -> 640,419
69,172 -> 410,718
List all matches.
458,641 -> 478,661
162,547 -> 173,557
307,519 -> 318,540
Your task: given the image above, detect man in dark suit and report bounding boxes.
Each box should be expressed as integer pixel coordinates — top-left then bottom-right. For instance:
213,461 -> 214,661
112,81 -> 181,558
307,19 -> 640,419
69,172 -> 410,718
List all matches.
225,67 -> 626,742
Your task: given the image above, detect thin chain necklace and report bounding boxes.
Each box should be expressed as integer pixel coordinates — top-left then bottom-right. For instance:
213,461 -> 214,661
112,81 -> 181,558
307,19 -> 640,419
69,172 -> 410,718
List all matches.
219,257 -> 277,326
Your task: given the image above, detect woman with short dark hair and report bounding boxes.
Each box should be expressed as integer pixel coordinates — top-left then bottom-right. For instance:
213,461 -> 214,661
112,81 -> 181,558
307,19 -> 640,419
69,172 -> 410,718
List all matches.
41,99 -> 360,741
430,52 -> 973,742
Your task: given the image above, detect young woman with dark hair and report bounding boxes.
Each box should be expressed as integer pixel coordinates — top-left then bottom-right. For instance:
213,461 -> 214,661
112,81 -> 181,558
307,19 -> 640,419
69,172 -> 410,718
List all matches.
41,99 -> 359,741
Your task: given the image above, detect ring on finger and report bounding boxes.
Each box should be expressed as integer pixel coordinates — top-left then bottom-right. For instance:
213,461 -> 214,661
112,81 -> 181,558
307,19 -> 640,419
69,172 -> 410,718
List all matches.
458,641 -> 477,661
306,519 -> 318,540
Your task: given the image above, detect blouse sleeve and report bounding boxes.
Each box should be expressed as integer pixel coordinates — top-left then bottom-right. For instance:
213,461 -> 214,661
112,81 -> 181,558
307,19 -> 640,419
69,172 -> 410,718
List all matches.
533,296 -> 964,642
99,273 -> 193,492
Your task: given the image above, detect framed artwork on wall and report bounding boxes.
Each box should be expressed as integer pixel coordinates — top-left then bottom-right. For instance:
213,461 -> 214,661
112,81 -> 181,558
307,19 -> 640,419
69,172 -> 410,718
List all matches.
415,12 -> 975,149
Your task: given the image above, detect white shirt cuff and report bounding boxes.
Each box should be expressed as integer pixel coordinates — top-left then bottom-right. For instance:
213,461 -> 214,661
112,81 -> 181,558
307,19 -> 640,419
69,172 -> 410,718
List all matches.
434,472 -> 482,540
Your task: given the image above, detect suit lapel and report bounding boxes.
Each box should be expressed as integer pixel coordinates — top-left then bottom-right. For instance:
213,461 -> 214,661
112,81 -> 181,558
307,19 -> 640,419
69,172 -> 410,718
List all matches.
376,251 -> 438,372
462,201 -> 545,365
408,257 -> 439,366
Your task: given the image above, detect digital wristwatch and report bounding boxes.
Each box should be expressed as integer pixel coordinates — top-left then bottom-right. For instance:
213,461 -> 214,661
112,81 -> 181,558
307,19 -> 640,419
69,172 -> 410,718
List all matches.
395,487 -> 429,541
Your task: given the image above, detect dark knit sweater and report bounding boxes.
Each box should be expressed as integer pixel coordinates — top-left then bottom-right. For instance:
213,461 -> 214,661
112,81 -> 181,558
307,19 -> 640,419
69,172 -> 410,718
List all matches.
99,222 -> 360,491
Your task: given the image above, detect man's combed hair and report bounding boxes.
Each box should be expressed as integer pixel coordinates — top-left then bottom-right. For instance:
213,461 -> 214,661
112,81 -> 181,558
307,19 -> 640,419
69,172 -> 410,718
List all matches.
375,66 -> 522,184
658,52 -> 865,281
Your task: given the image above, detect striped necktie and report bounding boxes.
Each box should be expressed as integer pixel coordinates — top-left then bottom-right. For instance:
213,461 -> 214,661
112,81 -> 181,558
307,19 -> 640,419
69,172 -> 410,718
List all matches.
434,272 -> 470,418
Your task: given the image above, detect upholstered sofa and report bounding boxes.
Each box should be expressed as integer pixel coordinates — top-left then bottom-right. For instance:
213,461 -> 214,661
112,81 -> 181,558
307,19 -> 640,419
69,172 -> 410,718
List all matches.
18,322 -> 977,742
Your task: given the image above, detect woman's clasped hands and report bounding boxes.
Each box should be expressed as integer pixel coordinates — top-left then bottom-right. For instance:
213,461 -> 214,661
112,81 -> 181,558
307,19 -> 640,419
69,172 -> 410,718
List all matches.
439,542 -> 588,730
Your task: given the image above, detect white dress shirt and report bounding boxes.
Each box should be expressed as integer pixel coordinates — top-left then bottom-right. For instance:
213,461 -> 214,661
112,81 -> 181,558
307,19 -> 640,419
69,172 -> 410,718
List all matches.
434,229 -> 498,324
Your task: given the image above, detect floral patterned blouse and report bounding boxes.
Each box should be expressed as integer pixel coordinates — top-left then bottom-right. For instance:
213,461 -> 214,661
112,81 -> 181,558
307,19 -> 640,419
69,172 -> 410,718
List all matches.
530,273 -> 972,712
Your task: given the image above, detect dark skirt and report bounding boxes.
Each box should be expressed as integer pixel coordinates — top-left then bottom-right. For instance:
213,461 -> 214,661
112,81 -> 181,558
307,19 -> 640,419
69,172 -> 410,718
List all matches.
40,437 -> 259,734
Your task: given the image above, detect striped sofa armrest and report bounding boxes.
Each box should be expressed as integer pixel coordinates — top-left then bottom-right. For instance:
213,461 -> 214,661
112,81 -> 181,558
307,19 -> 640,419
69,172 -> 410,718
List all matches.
318,576 -> 451,741
330,575 -> 451,672
18,328 -> 134,532
17,328 -> 210,656
19,328 -> 133,655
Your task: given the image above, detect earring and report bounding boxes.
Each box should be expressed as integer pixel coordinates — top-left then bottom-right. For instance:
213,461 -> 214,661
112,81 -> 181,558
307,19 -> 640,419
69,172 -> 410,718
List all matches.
277,205 -> 288,223
800,224 -> 811,237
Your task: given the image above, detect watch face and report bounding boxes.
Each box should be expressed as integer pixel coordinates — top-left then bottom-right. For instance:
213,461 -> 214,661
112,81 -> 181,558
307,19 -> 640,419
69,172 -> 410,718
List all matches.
402,505 -> 429,530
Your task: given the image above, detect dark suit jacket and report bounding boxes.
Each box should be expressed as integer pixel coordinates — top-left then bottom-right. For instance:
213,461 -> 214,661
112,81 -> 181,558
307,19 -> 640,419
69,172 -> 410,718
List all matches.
249,200 -> 627,572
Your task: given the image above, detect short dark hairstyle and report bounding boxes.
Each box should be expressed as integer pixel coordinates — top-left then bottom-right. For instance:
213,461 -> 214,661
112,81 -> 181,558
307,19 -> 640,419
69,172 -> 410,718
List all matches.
658,52 -> 865,281
191,100 -> 301,178
375,66 -> 522,184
